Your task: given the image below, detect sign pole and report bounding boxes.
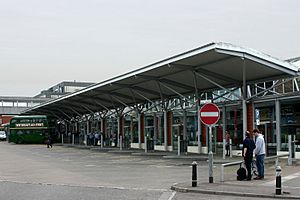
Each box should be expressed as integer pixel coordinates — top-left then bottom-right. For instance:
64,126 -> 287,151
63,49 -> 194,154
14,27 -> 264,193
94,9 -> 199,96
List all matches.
208,125 -> 213,183
199,103 -> 219,184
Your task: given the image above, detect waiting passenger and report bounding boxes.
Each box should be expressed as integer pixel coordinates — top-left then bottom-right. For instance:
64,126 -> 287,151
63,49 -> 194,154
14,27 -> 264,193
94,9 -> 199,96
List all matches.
46,136 -> 53,148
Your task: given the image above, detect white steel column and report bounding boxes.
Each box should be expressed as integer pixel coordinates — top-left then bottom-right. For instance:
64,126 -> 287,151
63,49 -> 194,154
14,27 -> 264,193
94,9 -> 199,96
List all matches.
183,109 -> 187,140
164,111 -> 168,151
138,113 -> 141,149
242,57 -> 247,140
222,106 -> 226,159
100,118 -> 104,133
117,117 -> 121,147
197,104 -> 202,153
153,113 -> 157,142
143,114 -> 146,146
111,118 -> 115,146
243,100 -> 247,140
100,118 -> 104,147
85,120 -> 89,146
96,119 -> 99,132
275,100 -> 281,151
130,116 -> 133,144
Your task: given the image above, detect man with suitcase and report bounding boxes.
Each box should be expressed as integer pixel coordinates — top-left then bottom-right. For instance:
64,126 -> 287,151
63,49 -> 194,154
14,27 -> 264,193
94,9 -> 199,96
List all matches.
242,131 -> 256,180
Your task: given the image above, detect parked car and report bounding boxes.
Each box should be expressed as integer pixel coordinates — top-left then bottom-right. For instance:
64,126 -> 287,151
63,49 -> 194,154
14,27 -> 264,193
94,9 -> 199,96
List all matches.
0,131 -> 7,141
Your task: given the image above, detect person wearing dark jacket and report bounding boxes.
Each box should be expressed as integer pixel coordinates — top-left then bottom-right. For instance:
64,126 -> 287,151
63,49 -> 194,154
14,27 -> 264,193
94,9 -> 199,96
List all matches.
242,131 -> 256,180
46,135 -> 53,148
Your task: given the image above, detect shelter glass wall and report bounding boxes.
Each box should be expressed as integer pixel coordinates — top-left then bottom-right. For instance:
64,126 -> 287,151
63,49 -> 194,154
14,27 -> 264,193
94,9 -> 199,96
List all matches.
187,113 -> 198,146
145,115 -> 154,139
281,102 -> 300,152
123,116 -> 132,148
255,106 -> 277,156
156,114 -> 164,146
172,114 -> 183,151
224,107 -> 243,149
131,116 -> 138,143
106,118 -> 118,146
171,111 -> 198,147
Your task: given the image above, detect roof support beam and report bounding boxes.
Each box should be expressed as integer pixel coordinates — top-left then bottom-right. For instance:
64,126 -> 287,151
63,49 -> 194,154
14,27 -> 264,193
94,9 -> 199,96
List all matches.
248,78 -> 293,100
94,100 -> 110,112
215,48 -> 298,76
255,84 -> 278,96
33,108 -> 54,117
131,86 -> 161,97
69,107 -> 84,117
129,88 -> 145,114
212,87 -> 239,102
110,95 -> 132,108
49,111 -> 64,121
195,71 -> 242,100
110,91 -> 143,102
159,81 -> 195,105
131,89 -> 160,111
54,106 -> 81,119
137,74 -> 194,91
172,60 -> 238,83
156,81 -> 167,110
80,104 -> 95,116
56,109 -> 72,120
69,98 -> 102,111
159,79 -> 194,91
81,93 -> 114,105
193,71 -> 199,101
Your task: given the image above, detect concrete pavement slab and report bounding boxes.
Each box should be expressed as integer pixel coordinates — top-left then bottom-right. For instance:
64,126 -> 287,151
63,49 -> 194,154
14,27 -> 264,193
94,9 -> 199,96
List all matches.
172,164 -> 300,199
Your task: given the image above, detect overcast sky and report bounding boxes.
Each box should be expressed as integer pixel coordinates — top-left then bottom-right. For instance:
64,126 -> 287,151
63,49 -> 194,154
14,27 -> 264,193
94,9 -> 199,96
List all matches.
1,0 -> 299,96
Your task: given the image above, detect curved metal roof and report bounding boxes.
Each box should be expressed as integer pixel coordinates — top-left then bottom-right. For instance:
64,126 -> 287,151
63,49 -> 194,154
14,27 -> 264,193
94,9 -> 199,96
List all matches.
22,42 -> 299,119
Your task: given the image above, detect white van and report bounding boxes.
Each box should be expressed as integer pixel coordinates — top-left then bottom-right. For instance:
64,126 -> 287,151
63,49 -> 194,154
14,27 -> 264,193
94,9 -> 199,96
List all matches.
0,131 -> 7,141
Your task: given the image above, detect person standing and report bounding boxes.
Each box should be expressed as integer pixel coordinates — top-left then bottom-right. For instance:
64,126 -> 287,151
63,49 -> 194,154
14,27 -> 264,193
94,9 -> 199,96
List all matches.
225,131 -> 231,156
46,135 -> 53,148
253,129 -> 266,180
242,131 -> 256,180
94,132 -> 100,146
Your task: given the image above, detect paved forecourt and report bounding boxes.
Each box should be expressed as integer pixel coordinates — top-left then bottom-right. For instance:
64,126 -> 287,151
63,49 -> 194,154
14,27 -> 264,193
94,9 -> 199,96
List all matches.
172,159 -> 300,199
0,142 -> 208,200
1,142 -> 300,199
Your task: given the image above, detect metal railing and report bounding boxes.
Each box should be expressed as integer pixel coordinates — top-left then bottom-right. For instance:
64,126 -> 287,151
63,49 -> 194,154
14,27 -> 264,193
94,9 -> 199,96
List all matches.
220,153 -> 290,182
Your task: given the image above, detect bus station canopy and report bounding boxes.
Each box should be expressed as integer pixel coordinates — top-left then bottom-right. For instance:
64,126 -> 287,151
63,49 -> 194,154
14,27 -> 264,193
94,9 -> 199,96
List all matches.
22,42 -> 299,119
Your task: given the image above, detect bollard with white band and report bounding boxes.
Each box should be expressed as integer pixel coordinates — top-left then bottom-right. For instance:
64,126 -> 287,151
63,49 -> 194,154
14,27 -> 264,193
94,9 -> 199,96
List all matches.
275,166 -> 282,195
192,161 -> 197,187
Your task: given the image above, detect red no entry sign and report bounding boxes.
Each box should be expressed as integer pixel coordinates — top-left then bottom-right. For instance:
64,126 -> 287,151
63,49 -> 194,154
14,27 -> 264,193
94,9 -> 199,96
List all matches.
199,103 -> 220,126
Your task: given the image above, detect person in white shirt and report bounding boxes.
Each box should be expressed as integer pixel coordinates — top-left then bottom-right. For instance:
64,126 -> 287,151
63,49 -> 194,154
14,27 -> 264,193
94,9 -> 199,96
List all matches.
253,129 -> 266,180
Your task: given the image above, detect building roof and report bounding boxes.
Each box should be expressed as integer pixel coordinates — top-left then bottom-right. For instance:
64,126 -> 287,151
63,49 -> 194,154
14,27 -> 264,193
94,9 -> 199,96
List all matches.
22,42 -> 299,119
287,57 -> 300,68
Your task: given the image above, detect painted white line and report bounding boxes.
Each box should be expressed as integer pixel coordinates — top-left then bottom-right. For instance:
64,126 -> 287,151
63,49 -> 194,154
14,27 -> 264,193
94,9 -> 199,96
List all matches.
168,191 -> 176,200
62,159 -> 72,162
158,191 -> 176,200
263,172 -> 300,186
85,164 -> 96,167
0,179 -> 167,192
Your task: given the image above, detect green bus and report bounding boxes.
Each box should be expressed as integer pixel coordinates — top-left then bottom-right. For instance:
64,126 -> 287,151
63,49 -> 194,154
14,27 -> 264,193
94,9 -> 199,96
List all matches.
8,115 -> 54,144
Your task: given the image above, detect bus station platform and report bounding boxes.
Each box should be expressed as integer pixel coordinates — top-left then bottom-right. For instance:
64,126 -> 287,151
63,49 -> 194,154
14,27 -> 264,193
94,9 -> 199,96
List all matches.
172,162 -> 300,199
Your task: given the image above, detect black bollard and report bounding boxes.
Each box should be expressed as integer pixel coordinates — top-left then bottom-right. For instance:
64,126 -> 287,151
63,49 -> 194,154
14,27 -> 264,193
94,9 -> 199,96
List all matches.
276,166 -> 282,195
192,161 -> 197,187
